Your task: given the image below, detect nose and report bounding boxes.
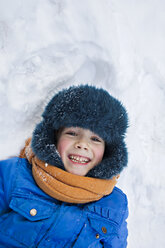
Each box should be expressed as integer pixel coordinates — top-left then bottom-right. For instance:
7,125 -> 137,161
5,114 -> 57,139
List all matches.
75,140 -> 89,151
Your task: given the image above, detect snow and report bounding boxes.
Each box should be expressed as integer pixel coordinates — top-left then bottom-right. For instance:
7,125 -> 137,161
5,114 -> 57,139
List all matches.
0,0 -> 165,247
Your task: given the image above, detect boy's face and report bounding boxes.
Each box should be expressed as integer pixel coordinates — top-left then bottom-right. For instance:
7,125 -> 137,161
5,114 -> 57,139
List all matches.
57,127 -> 105,176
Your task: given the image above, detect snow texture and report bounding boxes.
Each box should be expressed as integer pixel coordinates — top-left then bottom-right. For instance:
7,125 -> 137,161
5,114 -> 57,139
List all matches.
0,0 -> 165,247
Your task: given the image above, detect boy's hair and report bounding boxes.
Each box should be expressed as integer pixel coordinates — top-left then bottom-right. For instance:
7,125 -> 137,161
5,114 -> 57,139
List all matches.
31,85 -> 128,179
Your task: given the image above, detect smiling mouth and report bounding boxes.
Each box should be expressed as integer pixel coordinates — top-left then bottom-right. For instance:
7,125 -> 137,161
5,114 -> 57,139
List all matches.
68,154 -> 91,165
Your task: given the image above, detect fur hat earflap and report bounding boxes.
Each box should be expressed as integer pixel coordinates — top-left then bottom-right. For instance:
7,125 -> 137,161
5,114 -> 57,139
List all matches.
32,84 -> 128,179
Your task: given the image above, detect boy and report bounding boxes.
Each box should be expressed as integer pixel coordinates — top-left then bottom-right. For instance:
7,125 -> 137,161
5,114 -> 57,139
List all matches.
0,85 -> 128,247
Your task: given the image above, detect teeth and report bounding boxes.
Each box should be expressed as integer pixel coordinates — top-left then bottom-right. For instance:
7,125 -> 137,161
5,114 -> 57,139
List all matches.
69,155 -> 89,163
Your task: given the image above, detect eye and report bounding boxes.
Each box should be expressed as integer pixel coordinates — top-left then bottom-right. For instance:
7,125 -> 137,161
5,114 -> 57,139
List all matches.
66,131 -> 77,136
91,136 -> 101,142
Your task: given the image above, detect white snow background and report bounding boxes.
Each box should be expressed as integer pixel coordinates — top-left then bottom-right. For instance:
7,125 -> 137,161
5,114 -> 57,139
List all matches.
0,0 -> 165,247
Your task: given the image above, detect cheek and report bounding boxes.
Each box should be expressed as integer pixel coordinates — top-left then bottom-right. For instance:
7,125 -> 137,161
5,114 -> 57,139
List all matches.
57,138 -> 71,157
94,146 -> 105,162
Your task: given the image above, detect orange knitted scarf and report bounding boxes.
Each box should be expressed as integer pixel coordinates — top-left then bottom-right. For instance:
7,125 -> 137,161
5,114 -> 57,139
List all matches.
20,138 -> 119,204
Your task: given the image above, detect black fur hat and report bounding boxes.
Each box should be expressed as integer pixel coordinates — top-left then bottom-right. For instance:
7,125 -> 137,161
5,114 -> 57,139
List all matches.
31,85 -> 128,179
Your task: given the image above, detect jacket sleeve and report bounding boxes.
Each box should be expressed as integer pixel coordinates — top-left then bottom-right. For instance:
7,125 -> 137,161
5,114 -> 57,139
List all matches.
104,200 -> 128,248
0,157 -> 18,214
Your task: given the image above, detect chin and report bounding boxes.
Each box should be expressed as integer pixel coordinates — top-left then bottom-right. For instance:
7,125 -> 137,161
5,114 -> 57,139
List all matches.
68,169 -> 87,176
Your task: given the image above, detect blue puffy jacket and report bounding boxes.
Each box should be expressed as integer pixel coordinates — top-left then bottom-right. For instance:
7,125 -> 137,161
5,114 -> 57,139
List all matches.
0,157 -> 128,248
